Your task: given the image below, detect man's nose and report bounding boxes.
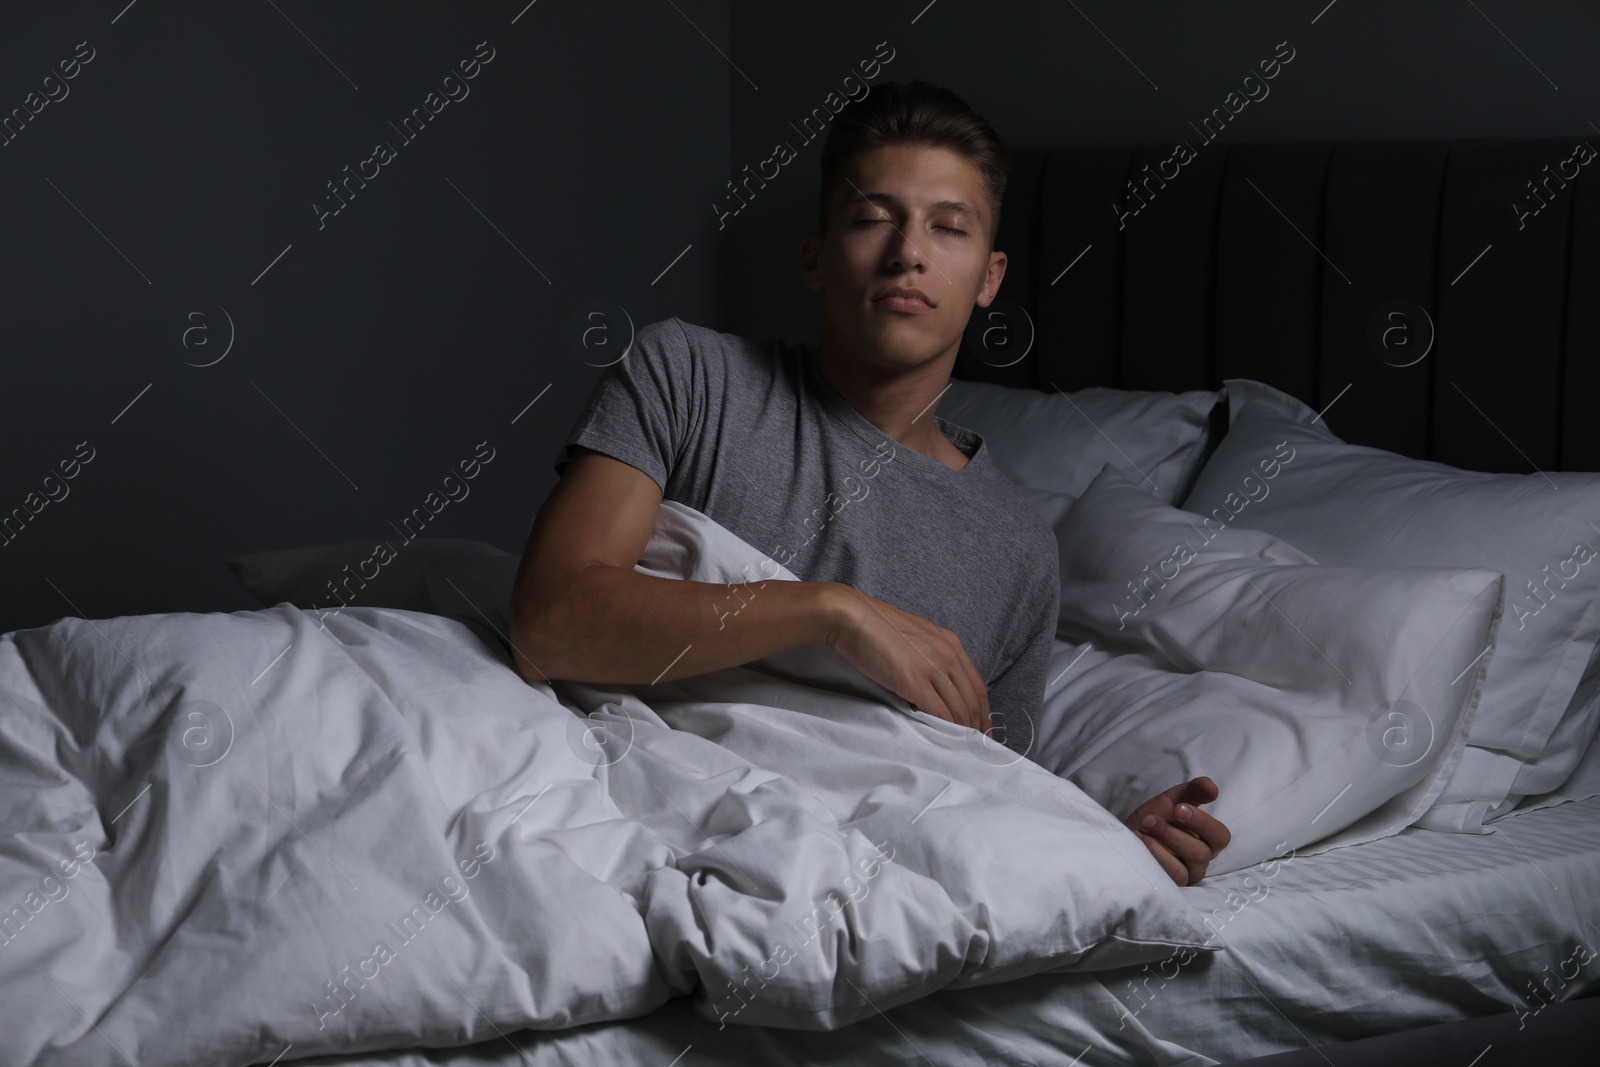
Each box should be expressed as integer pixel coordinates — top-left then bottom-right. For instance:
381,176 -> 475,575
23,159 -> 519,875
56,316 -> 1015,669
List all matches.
884,223 -> 927,272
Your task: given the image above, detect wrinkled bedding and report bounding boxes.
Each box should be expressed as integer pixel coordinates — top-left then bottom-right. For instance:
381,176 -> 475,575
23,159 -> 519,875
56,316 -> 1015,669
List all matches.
0,504 -> 1211,1067
280,791 -> 1600,1067
10,496 -> 1581,1066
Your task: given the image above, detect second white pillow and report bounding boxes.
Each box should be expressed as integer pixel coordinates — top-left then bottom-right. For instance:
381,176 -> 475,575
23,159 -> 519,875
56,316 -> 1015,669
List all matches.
937,379 -> 1218,503
1029,465 -> 1506,873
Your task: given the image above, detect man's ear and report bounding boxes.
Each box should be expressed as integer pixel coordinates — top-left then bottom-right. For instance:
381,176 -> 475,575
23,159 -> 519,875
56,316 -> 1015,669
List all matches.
800,232 -> 824,291
976,249 -> 1008,308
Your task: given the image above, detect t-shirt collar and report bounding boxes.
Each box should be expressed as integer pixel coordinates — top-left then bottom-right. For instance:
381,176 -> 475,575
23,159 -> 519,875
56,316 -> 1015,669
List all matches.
801,342 -> 987,477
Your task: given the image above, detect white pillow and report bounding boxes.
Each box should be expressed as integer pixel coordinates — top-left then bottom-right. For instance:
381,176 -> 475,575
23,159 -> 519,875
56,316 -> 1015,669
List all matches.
1028,465 -> 1505,873
1182,379 -> 1600,832
936,379 -> 1218,502
1512,648 -> 1600,814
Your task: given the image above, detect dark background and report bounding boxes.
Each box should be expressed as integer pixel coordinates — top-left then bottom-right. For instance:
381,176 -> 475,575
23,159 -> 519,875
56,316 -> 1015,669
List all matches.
2,0 -> 1596,635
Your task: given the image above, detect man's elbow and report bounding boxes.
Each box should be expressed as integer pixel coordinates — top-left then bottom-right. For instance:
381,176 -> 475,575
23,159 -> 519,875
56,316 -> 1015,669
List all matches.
506,590 -> 564,685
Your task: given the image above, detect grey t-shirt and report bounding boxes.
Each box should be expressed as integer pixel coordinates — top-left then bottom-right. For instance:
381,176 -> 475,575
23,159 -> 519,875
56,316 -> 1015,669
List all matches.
553,316 -> 1060,749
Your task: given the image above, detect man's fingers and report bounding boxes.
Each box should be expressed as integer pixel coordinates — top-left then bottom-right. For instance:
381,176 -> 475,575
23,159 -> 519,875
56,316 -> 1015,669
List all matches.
909,675 -> 956,726
1174,804 -> 1231,853
914,673 -> 950,723
957,649 -> 990,735
1138,833 -> 1190,886
1142,816 -> 1211,877
939,662 -> 982,731
948,653 -> 988,733
934,632 -> 987,733
1161,775 -> 1217,806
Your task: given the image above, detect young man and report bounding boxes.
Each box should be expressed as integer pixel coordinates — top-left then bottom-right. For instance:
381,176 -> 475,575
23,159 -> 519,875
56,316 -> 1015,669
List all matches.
509,80 -> 1229,885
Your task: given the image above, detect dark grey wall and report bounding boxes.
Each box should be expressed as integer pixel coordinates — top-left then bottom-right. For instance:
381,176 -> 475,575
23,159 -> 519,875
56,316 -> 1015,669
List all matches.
5,1 -> 1598,634
0,0 -> 730,633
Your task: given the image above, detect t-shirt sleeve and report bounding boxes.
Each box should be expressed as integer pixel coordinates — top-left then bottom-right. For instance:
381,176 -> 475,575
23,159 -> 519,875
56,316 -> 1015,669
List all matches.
552,317 -> 705,492
986,526 -> 1061,759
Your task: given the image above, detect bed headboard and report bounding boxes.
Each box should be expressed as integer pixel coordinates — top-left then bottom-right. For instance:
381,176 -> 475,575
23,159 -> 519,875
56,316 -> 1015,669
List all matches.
951,138 -> 1600,474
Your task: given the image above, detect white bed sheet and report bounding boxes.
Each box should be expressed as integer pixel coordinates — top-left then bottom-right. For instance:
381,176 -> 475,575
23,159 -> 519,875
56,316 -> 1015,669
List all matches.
293,784 -> 1600,1067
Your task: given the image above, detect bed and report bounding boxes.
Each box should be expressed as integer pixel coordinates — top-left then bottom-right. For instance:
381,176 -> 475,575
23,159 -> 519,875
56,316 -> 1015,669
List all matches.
295,789 -> 1600,1066
3,137 -> 1598,1066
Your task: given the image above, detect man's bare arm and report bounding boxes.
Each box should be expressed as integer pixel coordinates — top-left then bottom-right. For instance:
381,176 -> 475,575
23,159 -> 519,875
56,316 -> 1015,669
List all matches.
509,446 -> 992,730
507,447 -> 847,687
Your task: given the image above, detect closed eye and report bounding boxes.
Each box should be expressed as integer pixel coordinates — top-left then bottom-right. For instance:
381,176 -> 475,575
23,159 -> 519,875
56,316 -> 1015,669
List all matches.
853,219 -> 966,236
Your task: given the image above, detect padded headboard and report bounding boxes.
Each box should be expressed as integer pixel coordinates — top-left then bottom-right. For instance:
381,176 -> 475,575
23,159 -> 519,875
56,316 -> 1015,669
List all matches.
951,139 -> 1600,473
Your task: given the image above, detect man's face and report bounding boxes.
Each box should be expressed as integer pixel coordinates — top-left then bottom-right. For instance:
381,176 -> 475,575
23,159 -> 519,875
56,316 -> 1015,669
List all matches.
802,143 -> 1006,370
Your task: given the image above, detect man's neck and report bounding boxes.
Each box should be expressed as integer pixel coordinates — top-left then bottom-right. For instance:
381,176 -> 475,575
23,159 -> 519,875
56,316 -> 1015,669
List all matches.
813,324 -> 964,466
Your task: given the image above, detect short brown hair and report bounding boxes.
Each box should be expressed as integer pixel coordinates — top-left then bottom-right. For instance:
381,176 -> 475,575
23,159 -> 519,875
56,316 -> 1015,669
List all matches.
818,80 -> 1009,248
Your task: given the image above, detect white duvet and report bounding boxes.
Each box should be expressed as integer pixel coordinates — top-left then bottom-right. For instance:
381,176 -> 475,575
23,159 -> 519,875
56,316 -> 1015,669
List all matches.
0,503 -> 1213,1067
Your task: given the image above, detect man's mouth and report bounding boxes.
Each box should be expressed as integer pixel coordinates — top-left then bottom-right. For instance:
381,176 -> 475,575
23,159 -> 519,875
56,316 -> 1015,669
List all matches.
873,288 -> 935,313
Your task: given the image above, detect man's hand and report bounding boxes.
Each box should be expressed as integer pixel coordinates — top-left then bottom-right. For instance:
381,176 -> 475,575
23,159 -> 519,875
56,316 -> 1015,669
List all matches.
826,585 -> 991,734
1125,776 -> 1231,886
